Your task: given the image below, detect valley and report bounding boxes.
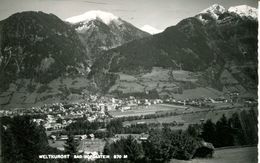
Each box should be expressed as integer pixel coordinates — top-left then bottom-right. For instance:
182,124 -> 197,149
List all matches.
0,3 -> 258,163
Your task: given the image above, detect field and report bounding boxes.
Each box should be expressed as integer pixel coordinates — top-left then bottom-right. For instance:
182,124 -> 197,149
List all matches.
171,70 -> 198,82
109,67 -> 174,94
48,139 -> 106,153
108,67 -> 224,100
78,139 -> 106,153
120,103 -> 250,130
109,104 -> 188,118
0,76 -> 92,109
173,87 -> 223,100
171,146 -> 257,163
48,140 -> 65,151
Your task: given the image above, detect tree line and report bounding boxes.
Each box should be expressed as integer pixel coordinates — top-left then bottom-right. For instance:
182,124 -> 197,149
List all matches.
101,127 -> 199,163
1,116 -> 62,163
1,108 -> 257,163
100,109 -> 258,162
201,110 -> 257,147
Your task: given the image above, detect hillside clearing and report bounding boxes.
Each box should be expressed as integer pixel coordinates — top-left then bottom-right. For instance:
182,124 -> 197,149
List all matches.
171,146 -> 257,163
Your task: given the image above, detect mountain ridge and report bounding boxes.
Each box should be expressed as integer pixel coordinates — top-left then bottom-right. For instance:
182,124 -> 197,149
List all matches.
66,10 -> 150,61
0,11 -> 90,91
198,4 -> 258,21
90,4 -> 258,96
0,5 -> 258,109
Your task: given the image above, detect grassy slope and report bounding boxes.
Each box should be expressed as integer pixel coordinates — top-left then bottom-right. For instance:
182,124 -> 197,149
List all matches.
171,146 -> 257,163
109,68 -> 223,99
0,76 -> 93,109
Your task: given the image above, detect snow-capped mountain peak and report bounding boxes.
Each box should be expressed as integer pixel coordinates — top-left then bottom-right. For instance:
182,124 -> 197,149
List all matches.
66,10 -> 119,25
141,25 -> 162,34
200,4 -> 226,19
228,5 -> 257,20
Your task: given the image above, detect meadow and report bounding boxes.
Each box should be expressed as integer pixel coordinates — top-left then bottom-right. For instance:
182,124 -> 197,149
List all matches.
171,147 -> 257,163
120,103 -> 252,130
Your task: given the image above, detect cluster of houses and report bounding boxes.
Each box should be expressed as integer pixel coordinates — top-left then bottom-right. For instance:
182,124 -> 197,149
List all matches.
33,114 -> 74,130
117,97 -> 164,112
50,133 -> 95,141
26,96 -> 162,130
1,91 -> 256,118
1,92 -> 245,119
112,133 -> 149,142
0,95 -> 165,118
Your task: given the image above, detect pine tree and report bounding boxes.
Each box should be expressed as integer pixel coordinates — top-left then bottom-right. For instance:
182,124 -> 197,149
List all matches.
1,116 -> 50,163
202,120 -> 217,145
64,134 -> 79,163
124,135 -> 144,162
216,114 -> 234,147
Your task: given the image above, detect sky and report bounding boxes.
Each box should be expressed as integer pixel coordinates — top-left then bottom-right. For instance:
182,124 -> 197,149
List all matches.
0,0 -> 258,30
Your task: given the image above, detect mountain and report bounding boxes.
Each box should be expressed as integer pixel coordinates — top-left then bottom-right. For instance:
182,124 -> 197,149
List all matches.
0,10 -> 148,109
199,4 -> 226,20
0,11 -> 93,109
90,5 -> 258,96
66,10 -> 118,24
141,25 -> 163,34
197,4 -> 258,23
228,5 -> 257,20
66,10 -> 150,61
0,11 -> 89,89
0,5 -> 257,108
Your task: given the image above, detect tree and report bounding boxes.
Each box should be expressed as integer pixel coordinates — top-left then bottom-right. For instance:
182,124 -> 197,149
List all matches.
187,124 -> 201,138
239,110 -> 258,145
56,117 -> 63,123
123,136 -> 144,162
201,120 -> 217,146
143,129 -> 173,162
215,115 -> 234,147
106,119 -> 123,136
104,136 -> 144,162
1,116 -> 51,163
143,128 -> 198,161
229,112 -> 246,145
169,131 -> 197,160
64,134 -> 79,163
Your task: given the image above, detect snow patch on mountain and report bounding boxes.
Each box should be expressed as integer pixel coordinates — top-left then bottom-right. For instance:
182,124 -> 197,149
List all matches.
141,25 -> 162,34
75,21 -> 96,33
228,5 -> 257,19
66,10 -> 119,25
200,4 -> 225,19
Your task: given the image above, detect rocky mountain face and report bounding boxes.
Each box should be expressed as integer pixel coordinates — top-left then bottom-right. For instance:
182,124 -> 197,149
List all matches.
66,10 -> 150,61
91,4 -> 258,95
0,11 -> 90,91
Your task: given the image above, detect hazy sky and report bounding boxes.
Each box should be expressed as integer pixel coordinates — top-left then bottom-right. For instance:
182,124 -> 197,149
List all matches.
0,0 -> 258,30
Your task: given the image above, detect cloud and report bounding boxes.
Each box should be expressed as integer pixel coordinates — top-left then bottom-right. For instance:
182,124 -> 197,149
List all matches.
140,25 -> 163,34
39,0 -> 109,4
83,1 -> 109,5
112,9 -> 136,12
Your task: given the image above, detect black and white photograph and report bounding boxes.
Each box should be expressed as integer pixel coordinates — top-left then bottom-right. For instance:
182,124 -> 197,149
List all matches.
0,0 -> 258,162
